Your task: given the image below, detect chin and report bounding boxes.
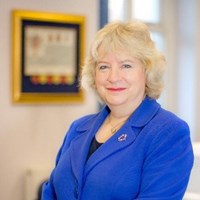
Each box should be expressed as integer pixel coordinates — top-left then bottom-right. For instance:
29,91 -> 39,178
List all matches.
106,100 -> 126,107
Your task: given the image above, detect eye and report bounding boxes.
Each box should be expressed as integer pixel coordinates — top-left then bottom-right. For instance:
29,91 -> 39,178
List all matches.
99,65 -> 109,70
122,64 -> 133,69
96,64 -> 110,71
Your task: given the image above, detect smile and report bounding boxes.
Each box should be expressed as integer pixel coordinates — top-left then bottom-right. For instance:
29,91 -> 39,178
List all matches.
107,88 -> 126,92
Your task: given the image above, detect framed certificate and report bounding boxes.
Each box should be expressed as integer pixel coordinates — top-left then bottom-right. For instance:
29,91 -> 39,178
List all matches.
12,10 -> 85,103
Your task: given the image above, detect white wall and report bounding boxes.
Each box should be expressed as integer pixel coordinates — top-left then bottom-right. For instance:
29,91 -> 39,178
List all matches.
175,0 -> 197,140
195,0 -> 200,141
0,1 -> 98,200
184,143 -> 200,200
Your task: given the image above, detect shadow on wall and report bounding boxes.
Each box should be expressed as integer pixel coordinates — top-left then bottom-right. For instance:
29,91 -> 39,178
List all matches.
24,168 -> 51,200
37,179 -> 47,200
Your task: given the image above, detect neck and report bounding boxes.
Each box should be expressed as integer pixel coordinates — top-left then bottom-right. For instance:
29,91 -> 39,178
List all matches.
108,104 -> 135,123
107,95 -> 146,120
108,114 -> 128,134
108,113 -> 130,123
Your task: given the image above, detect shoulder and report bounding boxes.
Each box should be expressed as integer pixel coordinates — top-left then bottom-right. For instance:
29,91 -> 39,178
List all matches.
65,113 -> 97,137
141,106 -> 194,165
144,107 -> 192,156
154,107 -> 189,132
71,105 -> 110,131
55,113 -> 99,157
134,97 -> 189,133
140,105 -> 191,153
73,113 -> 98,126
71,113 -> 100,132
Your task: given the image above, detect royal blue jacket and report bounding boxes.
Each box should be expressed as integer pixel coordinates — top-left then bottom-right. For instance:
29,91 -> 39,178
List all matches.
42,97 -> 194,200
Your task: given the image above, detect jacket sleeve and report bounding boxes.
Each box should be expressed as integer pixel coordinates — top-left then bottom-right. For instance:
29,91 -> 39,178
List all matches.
41,121 -> 77,200
135,120 -> 194,200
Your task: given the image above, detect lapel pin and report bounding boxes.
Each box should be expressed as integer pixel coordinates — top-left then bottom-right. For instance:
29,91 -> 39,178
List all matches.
118,134 -> 127,142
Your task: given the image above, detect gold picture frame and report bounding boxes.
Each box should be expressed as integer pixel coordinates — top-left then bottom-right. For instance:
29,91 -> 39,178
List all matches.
12,10 -> 85,103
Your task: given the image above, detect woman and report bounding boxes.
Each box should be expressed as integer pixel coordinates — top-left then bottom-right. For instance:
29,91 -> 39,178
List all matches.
42,21 -> 194,200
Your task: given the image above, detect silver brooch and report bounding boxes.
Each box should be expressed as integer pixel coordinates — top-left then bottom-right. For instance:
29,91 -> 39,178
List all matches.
118,134 -> 127,142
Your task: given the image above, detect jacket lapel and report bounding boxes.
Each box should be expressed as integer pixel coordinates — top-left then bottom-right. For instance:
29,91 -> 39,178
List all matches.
84,121 -> 139,178
69,106 -> 110,186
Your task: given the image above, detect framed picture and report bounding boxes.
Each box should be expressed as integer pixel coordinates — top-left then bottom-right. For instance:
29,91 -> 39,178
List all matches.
12,10 -> 85,103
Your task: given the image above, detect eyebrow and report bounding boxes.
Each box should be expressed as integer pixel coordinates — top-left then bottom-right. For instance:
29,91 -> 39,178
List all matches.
96,61 -> 109,65
120,60 -> 135,63
97,59 -> 135,64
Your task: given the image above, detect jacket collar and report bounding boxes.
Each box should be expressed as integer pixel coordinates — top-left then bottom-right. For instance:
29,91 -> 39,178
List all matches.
128,96 -> 160,127
76,96 -> 160,132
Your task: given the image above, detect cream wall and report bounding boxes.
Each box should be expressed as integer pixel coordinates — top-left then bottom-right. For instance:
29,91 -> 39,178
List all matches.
0,0 -> 98,200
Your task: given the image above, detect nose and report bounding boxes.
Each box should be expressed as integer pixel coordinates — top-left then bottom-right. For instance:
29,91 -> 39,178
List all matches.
107,67 -> 121,82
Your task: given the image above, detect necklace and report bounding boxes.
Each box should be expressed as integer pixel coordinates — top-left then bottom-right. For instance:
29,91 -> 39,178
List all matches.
108,116 -> 127,134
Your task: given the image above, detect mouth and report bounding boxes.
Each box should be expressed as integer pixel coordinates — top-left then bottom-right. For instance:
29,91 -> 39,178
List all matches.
107,87 -> 126,92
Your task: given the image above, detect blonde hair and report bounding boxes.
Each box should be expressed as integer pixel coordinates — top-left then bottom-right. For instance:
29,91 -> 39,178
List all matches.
81,20 -> 166,100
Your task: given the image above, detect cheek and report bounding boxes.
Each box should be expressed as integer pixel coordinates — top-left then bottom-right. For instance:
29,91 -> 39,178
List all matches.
127,72 -> 146,87
95,74 -> 106,86
94,77 -> 103,93
94,76 -> 100,87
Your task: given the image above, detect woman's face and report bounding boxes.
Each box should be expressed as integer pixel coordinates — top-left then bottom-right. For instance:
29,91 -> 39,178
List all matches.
95,51 -> 146,108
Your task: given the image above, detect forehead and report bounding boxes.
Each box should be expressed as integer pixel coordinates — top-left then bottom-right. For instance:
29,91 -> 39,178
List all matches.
97,47 -> 133,59
95,38 -> 143,60
98,52 -> 133,61
96,48 -> 142,64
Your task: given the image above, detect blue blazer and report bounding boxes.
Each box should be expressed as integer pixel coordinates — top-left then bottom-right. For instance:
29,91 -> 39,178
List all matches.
42,97 -> 194,200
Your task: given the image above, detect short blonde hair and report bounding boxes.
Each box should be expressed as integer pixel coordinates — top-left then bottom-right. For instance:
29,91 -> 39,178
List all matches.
81,20 -> 166,100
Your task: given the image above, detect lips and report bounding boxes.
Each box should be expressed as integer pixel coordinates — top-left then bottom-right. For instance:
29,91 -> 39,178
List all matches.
107,87 -> 126,92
